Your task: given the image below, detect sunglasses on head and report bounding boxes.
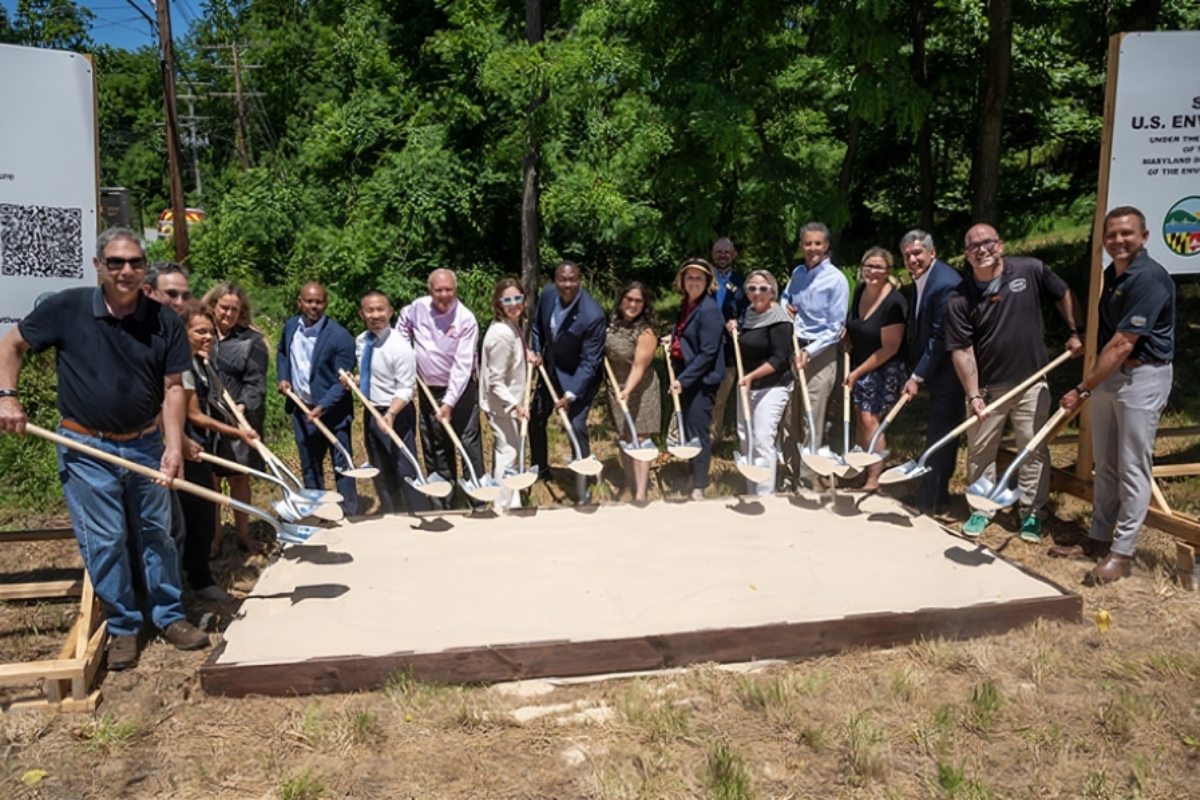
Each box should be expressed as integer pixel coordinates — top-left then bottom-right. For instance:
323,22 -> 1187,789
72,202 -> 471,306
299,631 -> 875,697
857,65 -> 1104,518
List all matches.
501,295 -> 524,306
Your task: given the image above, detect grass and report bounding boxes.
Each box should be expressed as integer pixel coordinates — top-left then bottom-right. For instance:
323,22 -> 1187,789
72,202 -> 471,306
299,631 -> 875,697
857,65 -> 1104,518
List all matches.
277,768 -> 329,800
75,714 -> 143,753
704,741 -> 753,800
965,681 -> 1003,735
844,710 -> 890,785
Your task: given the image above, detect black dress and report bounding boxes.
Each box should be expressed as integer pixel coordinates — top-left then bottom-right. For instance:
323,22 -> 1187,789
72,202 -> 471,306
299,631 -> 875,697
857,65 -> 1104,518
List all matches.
212,325 -> 268,471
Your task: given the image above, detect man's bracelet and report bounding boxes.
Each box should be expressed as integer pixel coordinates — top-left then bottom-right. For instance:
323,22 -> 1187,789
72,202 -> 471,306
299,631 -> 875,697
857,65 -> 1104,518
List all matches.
968,394 -> 984,403
0,389 -> 17,399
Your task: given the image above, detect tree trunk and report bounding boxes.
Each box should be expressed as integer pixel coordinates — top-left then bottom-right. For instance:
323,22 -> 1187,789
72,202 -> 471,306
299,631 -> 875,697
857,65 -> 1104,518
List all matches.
970,0 -> 1013,226
520,0 -> 545,312
831,116 -> 864,257
911,0 -> 935,232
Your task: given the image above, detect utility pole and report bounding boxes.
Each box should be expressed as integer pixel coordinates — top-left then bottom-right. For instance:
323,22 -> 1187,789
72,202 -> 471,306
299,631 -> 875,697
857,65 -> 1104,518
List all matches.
177,94 -> 209,200
155,0 -> 189,262
203,43 -> 265,172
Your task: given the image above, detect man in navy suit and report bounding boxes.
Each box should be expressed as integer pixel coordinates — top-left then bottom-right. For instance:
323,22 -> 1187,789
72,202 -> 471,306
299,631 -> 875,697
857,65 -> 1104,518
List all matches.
899,231 -> 964,516
277,282 -> 359,514
710,237 -> 748,444
529,261 -> 608,504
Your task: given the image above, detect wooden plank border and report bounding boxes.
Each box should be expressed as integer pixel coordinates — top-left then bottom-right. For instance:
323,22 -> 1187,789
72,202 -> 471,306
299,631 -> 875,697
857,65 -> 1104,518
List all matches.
200,591 -> 1081,698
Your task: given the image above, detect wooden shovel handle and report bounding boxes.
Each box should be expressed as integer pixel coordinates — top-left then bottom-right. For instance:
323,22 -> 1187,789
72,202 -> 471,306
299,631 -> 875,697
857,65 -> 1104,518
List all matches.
27,424 -> 236,509
1023,405 -> 1075,455
881,392 -> 911,425
946,350 -> 1074,441
537,364 -> 575,430
603,357 -> 631,414
663,342 -> 684,415
842,349 -> 852,425
416,378 -> 468,452
730,327 -> 753,422
792,334 -> 813,413
209,367 -> 282,468
339,368 -> 414,456
283,389 -> 340,446
197,449 -> 256,477
519,356 -> 535,438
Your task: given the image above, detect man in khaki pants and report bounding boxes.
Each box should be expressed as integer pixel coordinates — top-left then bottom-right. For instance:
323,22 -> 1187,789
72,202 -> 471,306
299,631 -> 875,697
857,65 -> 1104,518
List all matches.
944,223 -> 1084,541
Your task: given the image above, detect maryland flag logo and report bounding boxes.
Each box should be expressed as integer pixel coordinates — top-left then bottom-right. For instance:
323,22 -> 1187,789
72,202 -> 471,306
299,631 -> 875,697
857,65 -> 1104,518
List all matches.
1163,196 -> 1200,257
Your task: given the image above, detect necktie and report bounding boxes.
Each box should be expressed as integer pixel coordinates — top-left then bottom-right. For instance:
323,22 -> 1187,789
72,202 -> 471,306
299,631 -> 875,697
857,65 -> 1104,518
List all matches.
359,332 -> 376,400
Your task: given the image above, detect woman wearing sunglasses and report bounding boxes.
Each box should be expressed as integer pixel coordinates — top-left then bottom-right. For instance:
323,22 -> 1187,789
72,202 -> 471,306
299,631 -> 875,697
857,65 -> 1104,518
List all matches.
731,270 -> 794,495
479,278 -> 530,512
844,247 -> 909,491
605,281 -> 661,502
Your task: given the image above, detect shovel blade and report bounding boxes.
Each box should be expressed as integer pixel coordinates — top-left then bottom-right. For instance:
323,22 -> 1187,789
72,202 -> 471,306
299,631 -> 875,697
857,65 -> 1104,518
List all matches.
878,460 -> 926,485
843,450 -> 881,470
801,447 -> 839,477
296,488 -> 344,504
623,443 -> 659,462
734,453 -> 772,484
338,463 -> 380,479
567,456 -> 604,476
966,477 -> 1019,512
406,473 -> 454,498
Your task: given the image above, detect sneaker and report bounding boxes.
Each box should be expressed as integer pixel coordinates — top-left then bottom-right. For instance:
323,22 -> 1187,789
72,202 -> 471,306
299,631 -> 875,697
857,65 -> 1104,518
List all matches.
162,620 -> 211,651
194,584 -> 233,602
962,512 -> 990,538
106,633 -> 139,671
1019,515 -> 1042,543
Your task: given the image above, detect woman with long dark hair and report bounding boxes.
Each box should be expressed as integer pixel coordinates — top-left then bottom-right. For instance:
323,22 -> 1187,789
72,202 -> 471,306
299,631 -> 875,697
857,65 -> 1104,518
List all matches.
479,278 -> 530,512
605,281 -> 661,502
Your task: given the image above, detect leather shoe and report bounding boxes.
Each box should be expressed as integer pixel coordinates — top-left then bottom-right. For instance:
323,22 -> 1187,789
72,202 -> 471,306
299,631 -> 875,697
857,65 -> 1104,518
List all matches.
106,633 -> 139,671
1084,552 -> 1133,586
162,620 -> 211,651
1049,537 -> 1111,561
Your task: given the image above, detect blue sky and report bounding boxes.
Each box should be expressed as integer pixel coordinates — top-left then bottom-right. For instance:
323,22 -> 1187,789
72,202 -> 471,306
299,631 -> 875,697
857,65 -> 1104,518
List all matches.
1,0 -> 196,51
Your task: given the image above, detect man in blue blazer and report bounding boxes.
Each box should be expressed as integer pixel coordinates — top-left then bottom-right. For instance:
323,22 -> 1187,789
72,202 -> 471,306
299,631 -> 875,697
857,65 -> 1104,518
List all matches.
529,261 -> 608,504
277,282 -> 359,514
710,237 -> 748,444
899,231 -> 964,516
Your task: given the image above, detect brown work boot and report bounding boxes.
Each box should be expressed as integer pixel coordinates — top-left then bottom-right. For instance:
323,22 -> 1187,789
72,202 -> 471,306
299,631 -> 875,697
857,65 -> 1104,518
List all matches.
1048,537 -> 1111,562
162,620 -> 210,651
106,633 -> 139,671
1084,552 -> 1133,586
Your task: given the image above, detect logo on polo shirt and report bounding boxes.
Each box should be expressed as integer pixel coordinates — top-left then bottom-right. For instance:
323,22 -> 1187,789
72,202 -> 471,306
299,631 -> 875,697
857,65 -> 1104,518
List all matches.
1163,196 -> 1200,257
1131,315 -> 1148,327
1009,278 -> 1027,292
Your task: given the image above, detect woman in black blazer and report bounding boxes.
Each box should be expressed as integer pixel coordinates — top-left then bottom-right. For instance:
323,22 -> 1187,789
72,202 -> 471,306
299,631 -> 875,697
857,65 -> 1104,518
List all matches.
664,258 -> 726,500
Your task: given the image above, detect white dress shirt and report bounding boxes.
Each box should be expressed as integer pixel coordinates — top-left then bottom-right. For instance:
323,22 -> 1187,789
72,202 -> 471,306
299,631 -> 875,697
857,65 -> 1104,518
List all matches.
356,327 -> 416,407
290,316 -> 326,403
780,258 -> 849,358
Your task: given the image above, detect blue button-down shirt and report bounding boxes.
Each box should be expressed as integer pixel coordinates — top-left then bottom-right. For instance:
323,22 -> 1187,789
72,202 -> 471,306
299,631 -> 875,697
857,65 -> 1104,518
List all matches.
781,258 -> 849,358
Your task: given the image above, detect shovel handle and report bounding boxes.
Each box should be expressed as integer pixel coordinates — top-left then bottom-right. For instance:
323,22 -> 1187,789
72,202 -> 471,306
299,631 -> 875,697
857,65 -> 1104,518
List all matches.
663,342 -> 684,415
603,357 -> 631,414
842,349 -> 852,425
519,356 -> 535,438
1022,405 -> 1076,456
416,377 -> 469,453
283,389 -> 342,446
197,449 -> 258,477
730,327 -> 753,422
882,392 -> 911,426
210,368 -> 283,469
27,423 -> 241,510
339,369 -> 419,456
792,334 -> 813,414
537,363 -> 575,431
946,350 -> 1075,441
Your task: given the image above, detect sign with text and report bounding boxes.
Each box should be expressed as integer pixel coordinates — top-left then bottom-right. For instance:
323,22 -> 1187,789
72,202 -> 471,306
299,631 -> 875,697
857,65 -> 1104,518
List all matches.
1106,32 -> 1200,274
0,45 -> 98,333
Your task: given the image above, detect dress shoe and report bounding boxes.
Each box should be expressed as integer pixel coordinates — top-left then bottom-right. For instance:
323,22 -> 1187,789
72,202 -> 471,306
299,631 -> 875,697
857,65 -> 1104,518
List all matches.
106,633 -> 139,671
162,619 -> 211,651
1084,552 -> 1133,586
1048,537 -> 1111,561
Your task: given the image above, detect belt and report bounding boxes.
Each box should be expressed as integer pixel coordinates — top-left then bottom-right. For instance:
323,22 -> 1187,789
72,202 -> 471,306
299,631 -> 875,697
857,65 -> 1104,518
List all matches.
1123,358 -> 1170,369
61,419 -> 158,442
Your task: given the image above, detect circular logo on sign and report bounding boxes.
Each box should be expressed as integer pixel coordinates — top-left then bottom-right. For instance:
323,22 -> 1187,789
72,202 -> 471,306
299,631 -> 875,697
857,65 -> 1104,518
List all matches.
1163,196 -> 1200,257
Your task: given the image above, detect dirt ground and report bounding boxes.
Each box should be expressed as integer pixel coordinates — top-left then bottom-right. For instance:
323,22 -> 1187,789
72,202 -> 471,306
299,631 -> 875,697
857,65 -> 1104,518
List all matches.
3,420 -> 1200,799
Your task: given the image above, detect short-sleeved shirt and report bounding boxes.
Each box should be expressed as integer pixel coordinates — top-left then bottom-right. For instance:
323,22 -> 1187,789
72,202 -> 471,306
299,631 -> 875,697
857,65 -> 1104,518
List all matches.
847,284 -> 908,370
1099,250 -> 1174,363
19,287 -> 191,433
944,256 -> 1069,387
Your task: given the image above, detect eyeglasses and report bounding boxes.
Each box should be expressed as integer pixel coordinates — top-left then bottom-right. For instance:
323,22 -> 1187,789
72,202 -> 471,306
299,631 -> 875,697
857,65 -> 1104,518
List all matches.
104,256 -> 147,271
745,285 -> 772,294
860,263 -> 890,272
164,289 -> 191,300
965,239 -> 1000,254
501,295 -> 524,306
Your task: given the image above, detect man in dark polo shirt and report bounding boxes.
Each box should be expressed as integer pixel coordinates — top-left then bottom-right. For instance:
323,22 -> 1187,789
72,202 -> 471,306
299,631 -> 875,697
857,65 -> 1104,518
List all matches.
945,223 -> 1085,541
1050,206 -> 1175,585
0,227 -> 210,670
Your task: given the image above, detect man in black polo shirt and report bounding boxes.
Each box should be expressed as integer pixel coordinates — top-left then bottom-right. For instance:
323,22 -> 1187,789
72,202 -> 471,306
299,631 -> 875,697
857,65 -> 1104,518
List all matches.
1050,206 -> 1175,584
945,223 -> 1085,541
0,227 -> 210,670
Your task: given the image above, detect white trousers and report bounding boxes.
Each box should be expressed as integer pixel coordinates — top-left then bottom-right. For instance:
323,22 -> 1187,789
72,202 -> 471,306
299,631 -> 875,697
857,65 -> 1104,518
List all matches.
737,383 -> 793,495
487,413 -> 524,511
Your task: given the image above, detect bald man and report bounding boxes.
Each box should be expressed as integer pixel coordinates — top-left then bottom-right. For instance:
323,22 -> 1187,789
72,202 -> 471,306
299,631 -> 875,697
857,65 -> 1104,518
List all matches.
277,282 -> 359,514
709,237 -> 747,444
944,224 -> 1083,540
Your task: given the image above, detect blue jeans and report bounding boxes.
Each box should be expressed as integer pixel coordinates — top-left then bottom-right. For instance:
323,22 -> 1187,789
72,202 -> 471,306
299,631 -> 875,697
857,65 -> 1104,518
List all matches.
57,426 -> 187,637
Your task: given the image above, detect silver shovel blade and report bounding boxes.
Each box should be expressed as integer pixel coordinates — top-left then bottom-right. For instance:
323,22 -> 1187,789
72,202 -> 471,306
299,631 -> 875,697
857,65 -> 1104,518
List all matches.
667,436 -> 702,460
734,453 -> 773,484
278,523 -> 323,545
461,477 -> 502,503
878,460 -> 926,485
406,474 -> 454,498
801,445 -> 840,477
966,477 -> 1020,512
622,441 -> 659,462
339,463 -> 380,479
843,447 -> 881,470
567,456 -> 604,476
502,466 -> 539,491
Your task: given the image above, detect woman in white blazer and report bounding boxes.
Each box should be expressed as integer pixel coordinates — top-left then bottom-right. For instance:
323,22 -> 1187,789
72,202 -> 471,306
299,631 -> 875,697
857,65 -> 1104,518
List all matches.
479,278 -> 529,511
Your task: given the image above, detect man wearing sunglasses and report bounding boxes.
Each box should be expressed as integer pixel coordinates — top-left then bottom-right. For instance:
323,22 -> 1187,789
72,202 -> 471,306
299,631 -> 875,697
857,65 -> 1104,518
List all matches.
0,227 -> 209,670
945,223 -> 1084,541
143,261 -> 192,315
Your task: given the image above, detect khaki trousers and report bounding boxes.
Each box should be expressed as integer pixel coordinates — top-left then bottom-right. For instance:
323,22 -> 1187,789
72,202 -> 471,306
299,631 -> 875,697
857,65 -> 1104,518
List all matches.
784,345 -> 838,485
965,380 -> 1051,520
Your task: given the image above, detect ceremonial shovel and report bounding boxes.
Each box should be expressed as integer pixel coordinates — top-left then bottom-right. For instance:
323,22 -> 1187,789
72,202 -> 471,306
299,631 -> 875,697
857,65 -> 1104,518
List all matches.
730,328 -> 772,485
501,362 -> 540,491
27,424 -> 322,545
792,335 -> 824,474
197,450 -> 344,522
966,405 -> 1078,512
283,389 -> 380,480
844,393 -> 911,471
878,350 -> 1072,485
416,378 -> 501,503
212,374 -> 343,505
538,364 -> 604,476
664,347 -> 701,460
604,357 -> 659,462
338,369 -> 453,499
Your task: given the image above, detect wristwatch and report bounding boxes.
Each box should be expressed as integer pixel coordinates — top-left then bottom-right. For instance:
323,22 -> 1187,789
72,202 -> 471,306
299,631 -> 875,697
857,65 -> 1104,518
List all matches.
1073,386 -> 1091,399
0,389 -> 17,399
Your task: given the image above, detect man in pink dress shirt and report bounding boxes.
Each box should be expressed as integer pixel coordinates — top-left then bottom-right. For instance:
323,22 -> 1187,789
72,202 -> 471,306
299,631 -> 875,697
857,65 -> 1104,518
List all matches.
396,269 -> 485,510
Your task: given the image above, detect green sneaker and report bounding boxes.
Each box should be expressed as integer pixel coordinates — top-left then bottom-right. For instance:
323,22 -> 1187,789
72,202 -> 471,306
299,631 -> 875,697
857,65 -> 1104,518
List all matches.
962,513 -> 989,537
1019,515 -> 1042,543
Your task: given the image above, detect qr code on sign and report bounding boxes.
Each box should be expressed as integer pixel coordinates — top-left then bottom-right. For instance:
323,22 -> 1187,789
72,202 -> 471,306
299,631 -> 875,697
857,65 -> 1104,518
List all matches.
0,204 -> 84,279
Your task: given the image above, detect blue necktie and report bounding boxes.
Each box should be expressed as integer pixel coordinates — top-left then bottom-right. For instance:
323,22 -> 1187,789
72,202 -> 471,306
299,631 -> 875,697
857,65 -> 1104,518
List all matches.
359,332 -> 376,399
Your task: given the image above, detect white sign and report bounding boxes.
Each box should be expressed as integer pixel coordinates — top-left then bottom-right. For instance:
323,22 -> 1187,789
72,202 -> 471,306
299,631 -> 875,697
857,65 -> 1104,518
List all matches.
0,45 -> 98,332
1106,32 -> 1200,275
